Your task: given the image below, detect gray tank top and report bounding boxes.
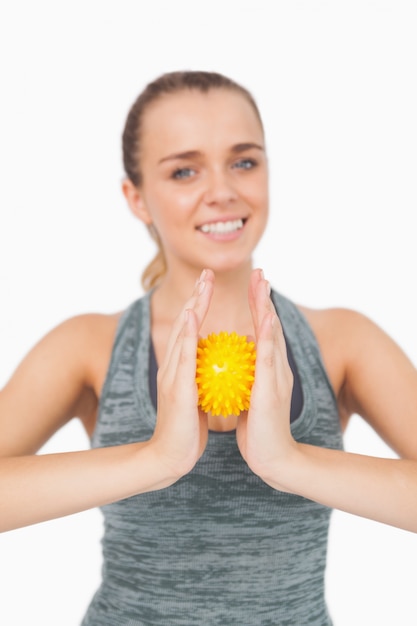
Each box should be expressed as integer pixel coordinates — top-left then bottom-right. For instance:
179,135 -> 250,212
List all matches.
82,290 -> 343,626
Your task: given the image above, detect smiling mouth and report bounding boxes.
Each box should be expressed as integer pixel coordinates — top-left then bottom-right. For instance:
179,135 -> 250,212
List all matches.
197,218 -> 246,234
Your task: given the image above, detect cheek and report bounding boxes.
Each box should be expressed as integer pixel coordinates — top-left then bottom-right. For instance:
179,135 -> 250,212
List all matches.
246,177 -> 269,214
148,188 -> 201,234
157,183 -> 200,213
173,187 -> 202,214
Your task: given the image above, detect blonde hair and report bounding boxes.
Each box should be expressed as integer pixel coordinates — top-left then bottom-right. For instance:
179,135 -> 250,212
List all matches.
142,225 -> 167,292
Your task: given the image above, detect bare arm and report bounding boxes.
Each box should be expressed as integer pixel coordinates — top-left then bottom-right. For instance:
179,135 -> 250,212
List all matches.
0,315 -> 169,532
0,441 -> 173,532
0,271 -> 214,532
238,270 -> 417,533
264,444 -> 417,533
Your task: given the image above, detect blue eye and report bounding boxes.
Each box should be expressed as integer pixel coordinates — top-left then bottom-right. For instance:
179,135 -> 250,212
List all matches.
172,167 -> 195,180
234,158 -> 256,170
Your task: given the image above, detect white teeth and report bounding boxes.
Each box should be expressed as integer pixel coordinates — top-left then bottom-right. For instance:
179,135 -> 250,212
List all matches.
199,219 -> 244,234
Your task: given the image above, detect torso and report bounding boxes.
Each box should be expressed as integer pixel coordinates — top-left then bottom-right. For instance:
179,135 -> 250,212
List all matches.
78,302 -> 352,438
83,289 -> 342,626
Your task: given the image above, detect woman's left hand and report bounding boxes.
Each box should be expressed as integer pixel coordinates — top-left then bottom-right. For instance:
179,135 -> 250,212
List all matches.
236,269 -> 297,486
237,271 -> 417,534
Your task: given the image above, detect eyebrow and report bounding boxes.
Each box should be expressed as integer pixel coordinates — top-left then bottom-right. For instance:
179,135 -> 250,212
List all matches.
158,150 -> 201,165
158,142 -> 264,165
231,142 -> 265,154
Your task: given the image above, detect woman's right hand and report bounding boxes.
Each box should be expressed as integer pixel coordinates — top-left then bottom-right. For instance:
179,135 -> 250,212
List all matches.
150,269 -> 214,480
0,269 -> 214,533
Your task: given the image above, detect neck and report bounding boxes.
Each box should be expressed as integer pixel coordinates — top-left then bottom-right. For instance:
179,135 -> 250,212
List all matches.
151,262 -> 256,336
202,269 -> 254,335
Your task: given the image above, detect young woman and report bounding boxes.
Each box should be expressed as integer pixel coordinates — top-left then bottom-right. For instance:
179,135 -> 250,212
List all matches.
1,71 -> 416,625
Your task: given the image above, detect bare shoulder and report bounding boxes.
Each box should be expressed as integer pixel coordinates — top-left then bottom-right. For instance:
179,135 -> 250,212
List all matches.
295,305 -> 366,426
25,310 -> 122,392
298,303 -> 412,366
298,304 -> 376,349
298,304 -> 417,456
51,312 -> 121,386
54,311 -> 122,378
34,311 -> 123,426
0,311 -> 122,455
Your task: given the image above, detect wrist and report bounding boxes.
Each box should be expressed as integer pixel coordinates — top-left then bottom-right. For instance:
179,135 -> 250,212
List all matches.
141,437 -> 195,487
129,441 -> 182,493
255,442 -> 304,494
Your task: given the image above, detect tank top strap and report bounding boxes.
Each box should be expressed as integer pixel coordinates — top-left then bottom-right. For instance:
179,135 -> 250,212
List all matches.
271,289 -> 338,439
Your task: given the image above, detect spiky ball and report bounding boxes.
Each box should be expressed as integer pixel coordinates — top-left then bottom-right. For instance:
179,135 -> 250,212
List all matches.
196,331 -> 256,417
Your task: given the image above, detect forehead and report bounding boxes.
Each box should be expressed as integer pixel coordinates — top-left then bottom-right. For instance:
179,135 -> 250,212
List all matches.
140,89 -> 264,158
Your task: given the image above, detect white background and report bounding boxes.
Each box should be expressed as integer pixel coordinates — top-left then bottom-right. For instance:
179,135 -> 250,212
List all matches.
0,1 -> 416,624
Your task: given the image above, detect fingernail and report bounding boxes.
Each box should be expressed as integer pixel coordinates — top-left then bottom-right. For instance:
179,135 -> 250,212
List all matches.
200,269 -> 207,282
265,280 -> 271,295
198,280 -> 206,294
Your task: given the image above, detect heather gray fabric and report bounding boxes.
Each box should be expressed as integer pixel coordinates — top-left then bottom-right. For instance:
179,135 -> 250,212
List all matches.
148,312 -> 305,423
82,289 -> 343,626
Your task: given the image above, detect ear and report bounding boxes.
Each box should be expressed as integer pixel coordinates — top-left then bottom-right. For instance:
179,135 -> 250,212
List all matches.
122,178 -> 153,225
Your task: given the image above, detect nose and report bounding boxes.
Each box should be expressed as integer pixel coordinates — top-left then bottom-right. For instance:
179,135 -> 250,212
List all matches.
202,168 -> 238,207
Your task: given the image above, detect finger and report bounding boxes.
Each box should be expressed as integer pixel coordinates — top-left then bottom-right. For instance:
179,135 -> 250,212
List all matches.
252,312 -> 293,407
248,268 -> 264,331
178,308 -> 200,388
270,314 -> 293,387
250,270 -> 289,379
250,271 -> 276,340
164,269 -> 214,365
163,307 -> 199,395
193,268 -> 214,330
253,313 -> 277,389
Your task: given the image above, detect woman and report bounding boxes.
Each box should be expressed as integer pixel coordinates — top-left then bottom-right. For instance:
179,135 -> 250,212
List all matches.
1,71 -> 416,625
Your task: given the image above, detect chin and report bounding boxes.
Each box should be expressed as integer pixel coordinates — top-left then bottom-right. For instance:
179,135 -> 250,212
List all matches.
202,255 -> 253,275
